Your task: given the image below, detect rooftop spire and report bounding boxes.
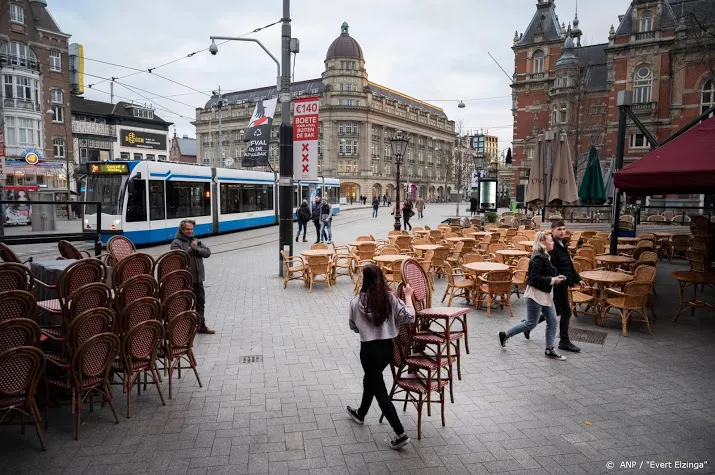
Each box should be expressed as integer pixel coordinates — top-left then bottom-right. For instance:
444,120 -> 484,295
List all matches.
341,21 -> 349,34
570,0 -> 583,47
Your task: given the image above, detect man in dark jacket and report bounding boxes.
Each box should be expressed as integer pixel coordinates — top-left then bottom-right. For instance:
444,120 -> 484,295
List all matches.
311,195 -> 322,244
170,219 -> 215,334
549,220 -> 584,352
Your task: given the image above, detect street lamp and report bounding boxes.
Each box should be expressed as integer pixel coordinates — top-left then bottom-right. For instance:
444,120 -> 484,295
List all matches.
390,131 -> 409,231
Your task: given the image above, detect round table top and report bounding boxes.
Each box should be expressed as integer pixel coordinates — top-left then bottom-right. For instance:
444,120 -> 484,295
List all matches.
519,241 -> 534,247
301,249 -> 335,257
463,262 -> 510,273
373,254 -> 411,263
446,237 -> 476,242
496,249 -> 530,257
654,232 -> 675,238
412,244 -> 446,251
580,270 -> 634,284
671,271 -> 715,284
617,244 -> 637,251
471,232 -> 494,237
413,229 -> 430,235
349,241 -> 377,246
617,237 -> 641,243
596,254 -> 635,264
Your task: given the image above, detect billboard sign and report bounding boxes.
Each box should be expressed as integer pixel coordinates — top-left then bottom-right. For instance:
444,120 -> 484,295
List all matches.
120,130 -> 167,150
479,178 -> 498,211
242,98 -> 277,167
293,96 -> 320,181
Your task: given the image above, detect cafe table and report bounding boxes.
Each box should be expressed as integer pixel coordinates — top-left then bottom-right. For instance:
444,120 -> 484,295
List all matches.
617,244 -> 637,254
373,254 -> 411,264
496,249 -> 529,266
301,249 -> 335,258
595,254 -> 635,271
446,237 -> 476,243
617,237 -> 641,244
349,241 -> 378,247
31,259 -> 78,302
580,270 -> 634,315
671,271 -> 715,322
462,262 -> 510,309
413,230 -> 430,236
412,244 -> 446,252
519,241 -> 534,249
470,232 -> 494,238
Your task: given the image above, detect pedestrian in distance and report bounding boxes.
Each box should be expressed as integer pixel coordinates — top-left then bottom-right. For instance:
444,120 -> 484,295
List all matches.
372,196 -> 380,218
295,200 -> 311,243
469,195 -> 478,216
170,219 -> 215,334
320,198 -> 333,243
347,264 -> 414,450
383,194 -> 387,206
498,231 -> 567,360
415,196 -> 425,220
311,195 -> 322,244
401,200 -> 414,231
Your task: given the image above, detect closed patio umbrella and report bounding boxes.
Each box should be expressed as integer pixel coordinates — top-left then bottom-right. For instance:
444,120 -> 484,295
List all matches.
578,146 -> 607,204
525,134 -> 545,206
603,157 -> 615,200
548,132 -> 579,204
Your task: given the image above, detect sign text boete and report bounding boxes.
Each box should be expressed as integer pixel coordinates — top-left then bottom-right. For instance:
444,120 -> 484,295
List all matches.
293,96 -> 320,181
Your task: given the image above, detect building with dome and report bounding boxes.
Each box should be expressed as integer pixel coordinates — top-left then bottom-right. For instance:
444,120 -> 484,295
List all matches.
193,22 -> 456,201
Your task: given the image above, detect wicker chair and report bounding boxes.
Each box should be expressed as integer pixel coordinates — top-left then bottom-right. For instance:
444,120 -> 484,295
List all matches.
58,240 -> 92,260
106,235 -> 136,267
446,241 -> 464,267
394,235 -> 413,254
41,283 -> 112,343
310,242 -> 329,250
331,248 -> 354,283
686,249 -> 712,273
164,310 -> 202,399
601,282 -> 652,336
305,255 -> 331,292
488,243 -> 507,263
383,259 -> 404,289
115,275 -> 159,312
158,270 -> 193,301
280,251 -> 306,289
476,270 -> 513,317
510,257 -> 529,298
116,297 -> 162,336
111,253 -> 155,291
0,262 -> 34,292
35,258 -> 108,319
0,242 -> 32,264
441,262 -> 473,307
0,290 -> 36,323
355,235 -> 374,242
0,346 -> 46,449
353,259 -> 377,295
431,247 -> 450,279
0,318 -> 41,353
462,253 -> 483,264
377,245 -> 401,256
355,243 -> 377,262
121,320 -> 166,418
160,290 -> 196,324
632,251 -> 658,272
155,250 -> 191,281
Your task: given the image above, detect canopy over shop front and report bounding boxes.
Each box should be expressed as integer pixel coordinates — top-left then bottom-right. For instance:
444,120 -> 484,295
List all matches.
613,116 -> 715,194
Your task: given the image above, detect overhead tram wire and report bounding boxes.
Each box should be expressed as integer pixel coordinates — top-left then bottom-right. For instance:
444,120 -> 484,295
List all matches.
81,87 -> 192,121
83,72 -> 198,110
85,18 -> 282,90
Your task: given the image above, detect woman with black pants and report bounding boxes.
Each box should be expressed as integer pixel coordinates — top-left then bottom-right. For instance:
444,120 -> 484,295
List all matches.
401,200 -> 413,230
347,265 -> 415,450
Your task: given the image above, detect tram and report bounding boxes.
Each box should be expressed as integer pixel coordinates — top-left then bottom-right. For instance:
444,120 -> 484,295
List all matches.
83,161 -> 340,245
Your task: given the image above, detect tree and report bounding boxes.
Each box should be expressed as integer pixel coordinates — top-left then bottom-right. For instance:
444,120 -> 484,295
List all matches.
446,120 -> 473,216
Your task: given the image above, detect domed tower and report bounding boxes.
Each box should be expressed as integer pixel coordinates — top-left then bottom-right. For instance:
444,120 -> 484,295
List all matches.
322,22 -> 368,93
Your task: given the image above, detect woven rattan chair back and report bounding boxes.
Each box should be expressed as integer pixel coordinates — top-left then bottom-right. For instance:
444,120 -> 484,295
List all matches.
72,332 -> 119,396
0,346 -> 46,448
159,269 -> 193,301
355,235 -> 373,242
639,233 -> 657,242
112,253 -> 154,290
166,310 -> 198,351
67,308 -> 115,349
155,250 -> 190,281
106,235 -> 136,266
59,259 -> 108,305
621,282 -> 652,309
572,256 -> 593,271
65,282 -> 112,325
463,253 -> 483,264
356,243 -> 377,261
394,235 -> 412,252
576,248 -> 596,261
0,319 -> 41,352
58,240 -> 89,260
400,258 -> 431,311
0,290 -> 36,322
0,242 -> 23,263
117,296 -> 161,334
483,270 -> 513,293
633,265 -> 656,286
686,249 -> 708,272
0,263 -> 34,292
116,274 -> 159,311
378,245 -> 400,256
162,290 -> 196,324
311,242 -> 329,250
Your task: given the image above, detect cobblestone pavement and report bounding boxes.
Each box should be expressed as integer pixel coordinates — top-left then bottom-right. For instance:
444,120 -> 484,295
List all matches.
2,204 -> 714,475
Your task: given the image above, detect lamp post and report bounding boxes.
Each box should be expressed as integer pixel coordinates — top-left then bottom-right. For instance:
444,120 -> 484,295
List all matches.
390,131 -> 409,231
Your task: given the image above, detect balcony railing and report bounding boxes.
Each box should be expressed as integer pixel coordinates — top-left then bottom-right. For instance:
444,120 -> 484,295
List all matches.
72,121 -> 115,137
3,98 -> 40,112
635,31 -> 656,41
338,131 -> 360,137
0,53 -> 40,72
529,72 -> 546,80
632,102 -> 657,114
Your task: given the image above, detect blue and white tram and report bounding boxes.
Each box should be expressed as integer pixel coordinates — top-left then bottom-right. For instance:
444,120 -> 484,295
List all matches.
83,161 -> 340,245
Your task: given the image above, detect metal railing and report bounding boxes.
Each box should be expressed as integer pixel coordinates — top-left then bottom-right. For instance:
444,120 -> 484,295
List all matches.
3,98 -> 41,112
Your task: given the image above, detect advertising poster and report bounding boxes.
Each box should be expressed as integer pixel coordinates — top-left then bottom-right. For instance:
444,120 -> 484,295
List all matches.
479,179 -> 498,211
293,96 -> 320,181
4,188 -> 34,225
242,98 -> 277,167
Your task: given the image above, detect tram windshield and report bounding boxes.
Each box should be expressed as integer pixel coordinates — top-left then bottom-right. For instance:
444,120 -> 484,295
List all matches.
85,174 -> 124,215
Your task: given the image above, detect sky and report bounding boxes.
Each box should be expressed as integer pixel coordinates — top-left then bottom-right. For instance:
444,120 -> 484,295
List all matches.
51,0 -> 630,151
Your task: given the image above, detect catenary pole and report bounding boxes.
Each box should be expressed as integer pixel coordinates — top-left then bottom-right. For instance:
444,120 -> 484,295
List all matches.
278,0 -> 293,276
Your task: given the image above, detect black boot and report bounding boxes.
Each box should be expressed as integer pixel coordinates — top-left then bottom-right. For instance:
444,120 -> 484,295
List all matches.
558,338 -> 581,352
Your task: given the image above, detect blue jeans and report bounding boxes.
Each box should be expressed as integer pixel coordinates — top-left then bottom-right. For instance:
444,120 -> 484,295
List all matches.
296,221 -> 307,239
320,221 -> 332,242
372,207 -> 378,217
506,297 -> 558,347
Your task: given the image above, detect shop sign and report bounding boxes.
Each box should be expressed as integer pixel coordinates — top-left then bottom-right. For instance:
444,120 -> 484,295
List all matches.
120,129 -> 167,150
21,148 -> 42,166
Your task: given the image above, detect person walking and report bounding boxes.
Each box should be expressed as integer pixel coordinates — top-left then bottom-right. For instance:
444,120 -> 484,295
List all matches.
383,194 -> 387,206
347,264 -> 414,450
295,200 -> 311,242
415,196 -> 425,220
372,196 -> 380,218
469,195 -> 478,216
311,195 -> 322,244
497,231 -> 567,360
170,220 -> 215,334
549,220 -> 584,352
401,200 -> 413,231
319,198 -> 333,243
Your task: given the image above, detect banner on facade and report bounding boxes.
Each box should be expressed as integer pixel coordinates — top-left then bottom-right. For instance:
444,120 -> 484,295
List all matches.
293,96 -> 320,181
242,98 -> 278,168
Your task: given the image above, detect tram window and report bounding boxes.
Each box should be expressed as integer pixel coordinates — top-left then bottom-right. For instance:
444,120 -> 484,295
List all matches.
149,180 -> 165,220
327,186 -> 339,203
166,181 -> 210,219
126,179 -> 147,222
220,183 -> 273,213
220,184 -> 241,214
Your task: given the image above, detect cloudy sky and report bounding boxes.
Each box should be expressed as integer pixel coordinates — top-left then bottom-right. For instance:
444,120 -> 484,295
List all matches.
52,0 -> 629,150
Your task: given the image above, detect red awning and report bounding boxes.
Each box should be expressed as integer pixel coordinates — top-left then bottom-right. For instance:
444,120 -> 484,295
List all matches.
613,116 -> 715,194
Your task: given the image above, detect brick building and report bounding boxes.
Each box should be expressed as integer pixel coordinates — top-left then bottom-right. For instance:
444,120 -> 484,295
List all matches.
169,130 -> 197,164
1,0 -> 73,197
511,0 -> 715,207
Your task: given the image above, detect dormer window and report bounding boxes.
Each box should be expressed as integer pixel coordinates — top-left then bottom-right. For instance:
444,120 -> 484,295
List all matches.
132,108 -> 154,119
532,50 -> 545,74
10,3 -> 24,24
640,11 -> 653,32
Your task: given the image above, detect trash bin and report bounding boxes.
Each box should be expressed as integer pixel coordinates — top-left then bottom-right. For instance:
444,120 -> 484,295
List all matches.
29,192 -> 56,232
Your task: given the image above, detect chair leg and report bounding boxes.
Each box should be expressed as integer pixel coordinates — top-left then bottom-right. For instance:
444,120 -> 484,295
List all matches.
416,393 -> 423,440
440,387 -> 446,427
105,388 -> 120,424
30,402 -> 46,451
190,354 -> 203,388
153,369 -> 167,406
127,374 -> 132,418
168,362 -> 174,400
461,317 -> 469,355
441,286 -> 448,303
621,309 -> 629,337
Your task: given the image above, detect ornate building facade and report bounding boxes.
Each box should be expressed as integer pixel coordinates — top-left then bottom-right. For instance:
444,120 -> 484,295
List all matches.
511,0 -> 715,207
194,23 -> 456,201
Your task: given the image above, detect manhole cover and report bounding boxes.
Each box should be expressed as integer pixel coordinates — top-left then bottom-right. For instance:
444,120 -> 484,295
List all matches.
569,328 -> 608,345
240,355 -> 263,364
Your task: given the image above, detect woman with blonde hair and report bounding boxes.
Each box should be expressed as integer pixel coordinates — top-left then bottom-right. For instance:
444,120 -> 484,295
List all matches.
498,231 -> 567,360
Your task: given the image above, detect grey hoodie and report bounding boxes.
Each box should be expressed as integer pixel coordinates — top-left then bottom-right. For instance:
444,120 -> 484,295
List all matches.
170,230 -> 211,283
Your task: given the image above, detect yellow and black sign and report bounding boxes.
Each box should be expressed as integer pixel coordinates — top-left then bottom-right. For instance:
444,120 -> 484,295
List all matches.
88,163 -> 130,174
120,129 -> 166,150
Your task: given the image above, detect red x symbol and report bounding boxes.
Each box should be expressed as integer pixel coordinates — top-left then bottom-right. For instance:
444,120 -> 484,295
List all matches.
301,143 -> 309,152
302,164 -> 309,172
302,153 -> 309,162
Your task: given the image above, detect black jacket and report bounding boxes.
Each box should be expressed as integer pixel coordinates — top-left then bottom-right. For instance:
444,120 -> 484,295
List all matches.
548,238 -> 580,286
296,203 -> 311,223
526,252 -> 558,293
170,231 -> 211,283
311,201 -> 322,221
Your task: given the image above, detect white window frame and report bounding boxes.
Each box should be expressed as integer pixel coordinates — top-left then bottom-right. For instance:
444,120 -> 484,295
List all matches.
702,78 -> 715,118
53,138 -> 65,158
49,50 -> 61,72
640,11 -> 653,32
532,50 -> 545,74
10,3 -> 24,24
633,66 -> 653,103
10,117 -> 41,147
51,88 -> 64,104
559,103 -> 568,124
51,105 -> 64,123
630,133 -> 649,149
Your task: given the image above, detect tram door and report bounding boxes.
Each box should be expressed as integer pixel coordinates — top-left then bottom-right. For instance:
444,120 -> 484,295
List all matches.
147,179 -> 170,241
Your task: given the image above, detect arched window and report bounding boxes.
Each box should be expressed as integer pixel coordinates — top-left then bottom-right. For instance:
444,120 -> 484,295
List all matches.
0,41 -> 37,69
532,50 -> 545,74
640,11 -> 653,32
633,66 -> 653,103
702,78 -> 715,118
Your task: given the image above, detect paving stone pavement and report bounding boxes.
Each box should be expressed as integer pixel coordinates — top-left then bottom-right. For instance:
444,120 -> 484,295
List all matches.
2,203 -> 715,475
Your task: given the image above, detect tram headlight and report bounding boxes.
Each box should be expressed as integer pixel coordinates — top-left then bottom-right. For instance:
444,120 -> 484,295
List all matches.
113,219 -> 120,226
84,218 -> 89,225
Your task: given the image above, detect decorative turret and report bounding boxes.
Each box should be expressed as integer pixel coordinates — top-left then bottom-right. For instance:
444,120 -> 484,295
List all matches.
555,27 -> 579,69
570,1 -> 583,47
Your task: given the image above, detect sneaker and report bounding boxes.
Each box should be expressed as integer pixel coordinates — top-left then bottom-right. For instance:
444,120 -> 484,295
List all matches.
198,326 -> 216,335
389,434 -> 410,450
295,236 -> 298,242
545,348 -> 566,361
302,239 -> 308,242
346,406 -> 364,425
521,320 -> 530,339
558,340 -> 581,353
498,331 -> 507,350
